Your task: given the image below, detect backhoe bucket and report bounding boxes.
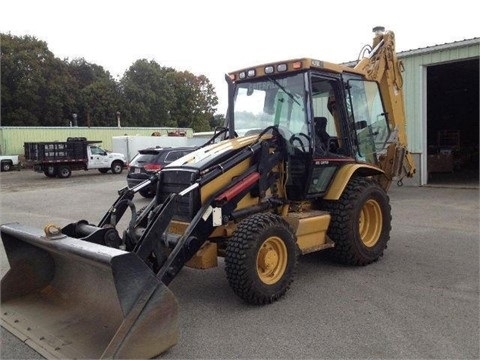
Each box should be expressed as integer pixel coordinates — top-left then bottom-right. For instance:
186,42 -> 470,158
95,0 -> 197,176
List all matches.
1,223 -> 179,359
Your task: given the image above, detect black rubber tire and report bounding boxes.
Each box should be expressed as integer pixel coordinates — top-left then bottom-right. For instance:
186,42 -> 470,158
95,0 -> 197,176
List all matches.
44,166 -> 57,178
322,176 -> 391,266
98,168 -> 109,173
139,189 -> 155,198
57,166 -> 71,178
225,213 -> 298,305
1,161 -> 12,172
111,161 -> 123,174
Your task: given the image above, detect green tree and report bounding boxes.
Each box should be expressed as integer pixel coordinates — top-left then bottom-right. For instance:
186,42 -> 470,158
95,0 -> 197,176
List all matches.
68,58 -> 120,126
211,114 -> 225,129
1,33 -> 222,128
40,58 -> 77,126
68,58 -> 110,88
80,79 -> 121,127
1,33 -> 76,126
1,33 -> 47,125
168,71 -> 218,132
120,59 -> 176,127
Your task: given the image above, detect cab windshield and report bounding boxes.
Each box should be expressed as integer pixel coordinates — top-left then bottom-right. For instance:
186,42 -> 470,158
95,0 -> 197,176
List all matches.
233,73 -> 307,144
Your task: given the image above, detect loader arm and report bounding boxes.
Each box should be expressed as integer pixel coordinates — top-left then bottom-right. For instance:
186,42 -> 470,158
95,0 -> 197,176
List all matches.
134,131 -> 286,284
354,27 -> 416,188
97,186 -> 135,228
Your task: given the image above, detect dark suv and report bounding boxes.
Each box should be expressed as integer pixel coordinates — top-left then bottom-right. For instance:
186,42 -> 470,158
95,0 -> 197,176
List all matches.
127,147 -> 196,198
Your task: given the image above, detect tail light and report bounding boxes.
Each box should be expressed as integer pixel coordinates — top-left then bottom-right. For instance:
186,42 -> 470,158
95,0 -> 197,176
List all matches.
144,164 -> 162,171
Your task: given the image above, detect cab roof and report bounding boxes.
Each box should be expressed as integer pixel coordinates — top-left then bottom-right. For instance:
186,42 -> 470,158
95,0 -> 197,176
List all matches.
229,58 -> 365,82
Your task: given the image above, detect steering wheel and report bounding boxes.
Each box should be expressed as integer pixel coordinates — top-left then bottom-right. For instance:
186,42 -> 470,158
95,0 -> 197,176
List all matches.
289,133 -> 310,152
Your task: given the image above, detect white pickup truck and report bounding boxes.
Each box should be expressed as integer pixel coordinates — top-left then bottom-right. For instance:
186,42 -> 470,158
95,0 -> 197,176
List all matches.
24,138 -> 126,178
0,155 -> 20,172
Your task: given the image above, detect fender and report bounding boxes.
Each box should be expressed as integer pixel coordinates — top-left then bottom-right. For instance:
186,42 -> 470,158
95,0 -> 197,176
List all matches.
324,163 -> 384,200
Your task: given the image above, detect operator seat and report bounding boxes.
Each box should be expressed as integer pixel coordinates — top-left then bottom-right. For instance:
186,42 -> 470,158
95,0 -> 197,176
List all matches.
314,117 -> 330,155
314,116 -> 342,155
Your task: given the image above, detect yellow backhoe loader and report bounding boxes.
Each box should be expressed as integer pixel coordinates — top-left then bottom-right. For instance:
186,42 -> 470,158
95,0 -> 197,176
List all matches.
1,27 -> 415,359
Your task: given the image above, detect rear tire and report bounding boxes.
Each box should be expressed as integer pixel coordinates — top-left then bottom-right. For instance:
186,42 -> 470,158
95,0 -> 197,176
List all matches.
323,176 -> 391,265
225,213 -> 298,305
44,166 -> 57,178
111,161 -> 123,174
57,166 -> 72,178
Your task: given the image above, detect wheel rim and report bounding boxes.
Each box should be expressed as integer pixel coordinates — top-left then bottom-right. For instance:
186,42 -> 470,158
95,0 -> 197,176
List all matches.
256,236 -> 288,285
359,199 -> 383,247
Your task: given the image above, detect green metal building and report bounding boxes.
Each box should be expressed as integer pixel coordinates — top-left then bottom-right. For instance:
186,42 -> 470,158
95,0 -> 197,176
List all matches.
399,37 -> 479,186
0,127 -> 193,157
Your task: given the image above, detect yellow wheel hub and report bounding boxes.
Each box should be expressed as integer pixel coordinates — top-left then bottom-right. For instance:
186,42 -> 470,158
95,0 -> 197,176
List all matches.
256,236 -> 288,285
359,199 -> 383,247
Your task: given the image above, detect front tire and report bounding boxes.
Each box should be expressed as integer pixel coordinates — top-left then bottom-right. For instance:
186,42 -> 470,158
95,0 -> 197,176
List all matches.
111,161 -> 123,174
1,162 -> 12,172
323,176 -> 391,266
225,213 -> 298,305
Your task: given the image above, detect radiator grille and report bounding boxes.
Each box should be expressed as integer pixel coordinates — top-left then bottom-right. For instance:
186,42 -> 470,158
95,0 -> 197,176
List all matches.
156,168 -> 201,221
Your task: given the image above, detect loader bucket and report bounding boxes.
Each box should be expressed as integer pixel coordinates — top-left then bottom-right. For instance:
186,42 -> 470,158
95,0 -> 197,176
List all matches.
1,223 -> 179,359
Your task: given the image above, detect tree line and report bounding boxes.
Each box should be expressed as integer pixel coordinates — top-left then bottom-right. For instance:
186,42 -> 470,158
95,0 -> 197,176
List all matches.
1,33 -> 225,131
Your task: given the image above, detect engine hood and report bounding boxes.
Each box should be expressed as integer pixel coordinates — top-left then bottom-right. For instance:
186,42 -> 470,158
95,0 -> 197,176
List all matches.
165,134 -> 260,172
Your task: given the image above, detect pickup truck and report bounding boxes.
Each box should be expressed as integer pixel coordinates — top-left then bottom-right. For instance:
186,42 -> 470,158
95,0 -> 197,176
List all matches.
24,137 -> 126,178
0,155 -> 20,172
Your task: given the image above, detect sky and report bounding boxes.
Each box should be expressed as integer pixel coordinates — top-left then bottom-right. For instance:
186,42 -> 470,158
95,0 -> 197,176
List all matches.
1,0 -> 478,115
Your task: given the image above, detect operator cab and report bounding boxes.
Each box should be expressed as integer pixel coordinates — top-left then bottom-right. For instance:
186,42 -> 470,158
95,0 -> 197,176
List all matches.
229,60 -> 392,200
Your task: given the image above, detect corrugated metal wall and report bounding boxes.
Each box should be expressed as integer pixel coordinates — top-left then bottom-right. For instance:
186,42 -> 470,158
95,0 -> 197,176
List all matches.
399,39 -> 480,184
401,39 -> 479,153
0,127 -> 193,155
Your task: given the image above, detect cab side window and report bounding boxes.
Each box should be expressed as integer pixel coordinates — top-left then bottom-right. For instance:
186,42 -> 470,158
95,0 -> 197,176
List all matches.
347,79 -> 391,163
311,78 -> 338,138
90,146 -> 101,155
311,77 -> 343,155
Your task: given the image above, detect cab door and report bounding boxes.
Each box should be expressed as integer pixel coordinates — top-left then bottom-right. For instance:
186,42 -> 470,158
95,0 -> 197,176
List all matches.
87,145 -> 109,169
306,75 -> 354,197
346,79 -> 391,164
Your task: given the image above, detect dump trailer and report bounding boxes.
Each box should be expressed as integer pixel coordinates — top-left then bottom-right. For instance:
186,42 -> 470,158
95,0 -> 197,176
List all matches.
1,27 -> 415,359
24,137 -> 126,178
